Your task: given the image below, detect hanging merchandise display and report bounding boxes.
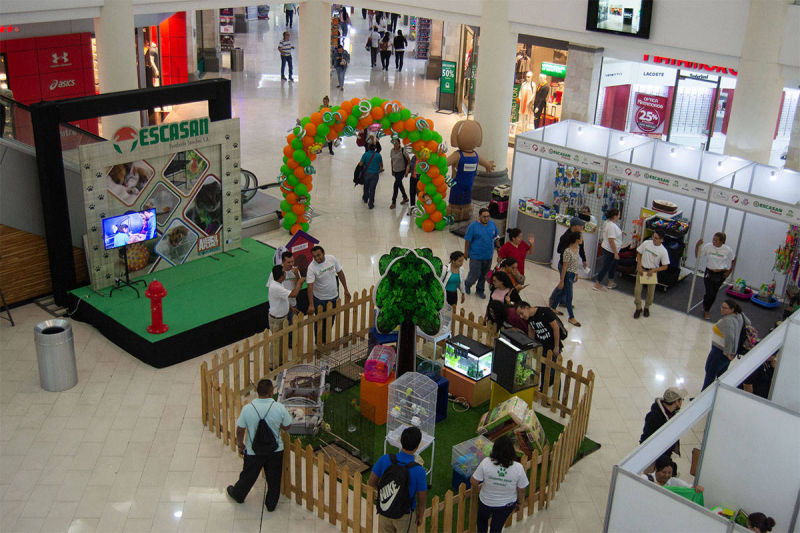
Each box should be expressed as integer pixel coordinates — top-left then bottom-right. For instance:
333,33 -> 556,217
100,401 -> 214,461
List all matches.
219,8 -> 235,51
415,18 -> 432,59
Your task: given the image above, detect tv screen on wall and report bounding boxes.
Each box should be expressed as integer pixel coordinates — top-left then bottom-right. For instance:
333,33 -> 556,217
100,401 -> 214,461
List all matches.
586,0 -> 653,39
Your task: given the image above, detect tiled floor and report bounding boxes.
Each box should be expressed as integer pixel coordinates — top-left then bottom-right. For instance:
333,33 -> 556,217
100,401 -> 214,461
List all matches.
1,13 -> 713,533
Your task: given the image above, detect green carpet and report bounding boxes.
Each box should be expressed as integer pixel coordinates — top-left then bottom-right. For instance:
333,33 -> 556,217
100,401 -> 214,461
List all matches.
301,379 -> 600,501
69,238 -> 275,342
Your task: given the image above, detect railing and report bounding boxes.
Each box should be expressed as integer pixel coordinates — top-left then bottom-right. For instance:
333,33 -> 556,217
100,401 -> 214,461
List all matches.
200,285 -> 595,531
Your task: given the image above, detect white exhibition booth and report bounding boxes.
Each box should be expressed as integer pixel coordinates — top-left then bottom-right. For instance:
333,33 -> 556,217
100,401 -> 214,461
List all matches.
603,311 -> 800,533
509,120 -> 800,309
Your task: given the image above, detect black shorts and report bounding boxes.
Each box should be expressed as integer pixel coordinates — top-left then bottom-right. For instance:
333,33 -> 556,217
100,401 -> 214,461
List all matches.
446,290 -> 458,306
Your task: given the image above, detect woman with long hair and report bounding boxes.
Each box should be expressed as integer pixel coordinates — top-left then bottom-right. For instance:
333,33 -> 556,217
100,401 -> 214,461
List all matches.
441,251 -> 467,309
470,435 -> 528,532
551,231 -> 582,327
702,298 -> 748,390
497,228 -> 534,279
485,271 -> 520,331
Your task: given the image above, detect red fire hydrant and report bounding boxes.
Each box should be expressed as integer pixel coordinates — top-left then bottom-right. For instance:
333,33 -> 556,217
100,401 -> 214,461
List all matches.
145,280 -> 169,334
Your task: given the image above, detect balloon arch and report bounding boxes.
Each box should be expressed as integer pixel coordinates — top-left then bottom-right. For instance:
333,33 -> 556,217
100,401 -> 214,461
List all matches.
278,96 -> 452,234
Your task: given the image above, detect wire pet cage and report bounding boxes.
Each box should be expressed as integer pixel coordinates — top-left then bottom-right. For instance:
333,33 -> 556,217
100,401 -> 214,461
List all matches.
277,364 -> 328,435
385,372 -> 437,481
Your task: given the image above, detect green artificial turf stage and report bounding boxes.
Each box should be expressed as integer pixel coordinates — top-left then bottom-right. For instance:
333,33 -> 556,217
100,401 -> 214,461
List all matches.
302,380 -> 600,501
69,238 -> 275,342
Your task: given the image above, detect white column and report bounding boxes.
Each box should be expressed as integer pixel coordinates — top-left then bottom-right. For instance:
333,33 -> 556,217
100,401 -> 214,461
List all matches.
561,44 -> 603,124
94,0 -> 140,136
472,0 -> 517,174
723,0 -> 789,165
298,0 -> 332,117
785,102 -> 800,172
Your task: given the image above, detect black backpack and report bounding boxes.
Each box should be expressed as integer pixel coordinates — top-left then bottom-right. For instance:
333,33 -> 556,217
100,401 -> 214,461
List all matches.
251,401 -> 278,455
376,455 -> 421,518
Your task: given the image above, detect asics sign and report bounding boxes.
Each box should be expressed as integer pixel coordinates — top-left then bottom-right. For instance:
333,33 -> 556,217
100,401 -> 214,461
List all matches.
49,79 -> 76,90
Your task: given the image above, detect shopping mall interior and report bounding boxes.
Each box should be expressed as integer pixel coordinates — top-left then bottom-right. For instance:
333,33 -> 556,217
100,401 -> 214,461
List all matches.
1,1 -> 799,533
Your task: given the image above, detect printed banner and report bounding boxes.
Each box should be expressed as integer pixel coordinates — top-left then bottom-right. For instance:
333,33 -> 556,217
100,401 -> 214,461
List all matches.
440,60 -> 456,94
631,93 -> 668,135
606,161 -> 710,200
78,118 -> 242,290
710,185 -> 800,224
515,140 -> 605,172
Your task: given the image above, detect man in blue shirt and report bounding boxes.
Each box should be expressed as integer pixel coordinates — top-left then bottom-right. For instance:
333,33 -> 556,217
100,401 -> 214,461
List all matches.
227,379 -> 293,511
357,140 -> 384,209
463,208 -> 499,298
368,427 -> 428,532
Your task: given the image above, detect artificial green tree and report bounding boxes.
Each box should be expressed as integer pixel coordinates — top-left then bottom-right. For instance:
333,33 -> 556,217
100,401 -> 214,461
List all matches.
375,247 -> 445,376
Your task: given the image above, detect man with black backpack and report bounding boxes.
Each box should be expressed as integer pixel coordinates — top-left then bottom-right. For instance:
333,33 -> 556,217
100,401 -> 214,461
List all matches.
368,427 -> 428,532
227,379 -> 292,511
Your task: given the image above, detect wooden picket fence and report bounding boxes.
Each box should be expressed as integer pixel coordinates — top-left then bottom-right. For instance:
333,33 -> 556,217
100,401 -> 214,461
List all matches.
200,286 -> 595,532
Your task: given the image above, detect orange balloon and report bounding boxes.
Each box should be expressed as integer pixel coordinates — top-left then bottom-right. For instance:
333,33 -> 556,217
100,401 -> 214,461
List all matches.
392,121 -> 405,132
437,183 -> 448,195
320,107 -> 331,114
292,203 -> 305,216
283,145 -> 294,158
294,167 -> 307,180
310,112 -> 323,124
392,100 -> 403,110
281,210 -> 286,217
428,166 -> 440,179
422,219 -> 435,232
412,141 -> 425,152
350,97 -> 361,106
425,202 -> 437,214
427,140 -> 439,152
425,119 -> 434,130
308,151 -> 317,162
402,137 -> 411,145
297,214 -> 308,223
290,223 -> 301,234
302,136 -> 314,147
371,107 -> 385,120
327,131 -> 338,141
430,210 -> 443,223
357,118 -> 372,130
334,122 -> 345,132
341,101 -> 353,113
433,176 -> 445,188
286,133 -> 296,144
304,122 -> 317,136
405,118 -> 417,131
418,190 -> 426,202
383,128 -> 393,136
286,192 -> 298,204
287,158 -> 299,170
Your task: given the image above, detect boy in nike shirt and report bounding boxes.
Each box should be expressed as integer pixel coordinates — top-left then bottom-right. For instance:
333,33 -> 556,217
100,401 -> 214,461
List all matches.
368,427 -> 428,532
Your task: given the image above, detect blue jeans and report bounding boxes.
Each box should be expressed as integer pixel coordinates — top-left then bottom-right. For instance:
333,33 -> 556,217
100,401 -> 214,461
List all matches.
362,172 -> 379,208
280,55 -> 293,78
702,345 -> 731,390
476,500 -> 516,533
335,66 -> 347,86
595,248 -> 618,284
551,272 -> 576,319
313,296 -> 338,345
466,258 -> 492,296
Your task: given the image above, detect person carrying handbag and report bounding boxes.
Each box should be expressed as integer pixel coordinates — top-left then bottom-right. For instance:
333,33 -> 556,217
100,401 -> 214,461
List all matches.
356,141 -> 383,208
378,33 -> 392,70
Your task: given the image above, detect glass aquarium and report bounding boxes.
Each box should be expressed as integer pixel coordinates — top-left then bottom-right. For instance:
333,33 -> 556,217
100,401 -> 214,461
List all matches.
491,329 -> 542,393
444,335 -> 493,380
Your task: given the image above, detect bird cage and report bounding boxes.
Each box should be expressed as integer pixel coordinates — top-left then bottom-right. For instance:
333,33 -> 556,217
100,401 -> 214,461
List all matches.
386,372 -> 437,452
277,364 -> 327,435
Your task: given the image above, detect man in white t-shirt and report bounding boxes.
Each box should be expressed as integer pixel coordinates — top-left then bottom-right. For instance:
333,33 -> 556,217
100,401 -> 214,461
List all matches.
694,231 -> 736,320
268,264 -> 303,333
634,229 -> 670,318
306,245 -> 350,344
366,26 -> 380,67
593,207 -> 622,291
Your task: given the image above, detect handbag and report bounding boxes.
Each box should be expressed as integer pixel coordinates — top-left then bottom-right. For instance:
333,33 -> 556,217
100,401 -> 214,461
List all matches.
353,151 -> 378,186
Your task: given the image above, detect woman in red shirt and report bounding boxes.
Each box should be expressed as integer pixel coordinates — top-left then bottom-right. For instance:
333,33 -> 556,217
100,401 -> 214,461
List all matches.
498,228 -> 534,277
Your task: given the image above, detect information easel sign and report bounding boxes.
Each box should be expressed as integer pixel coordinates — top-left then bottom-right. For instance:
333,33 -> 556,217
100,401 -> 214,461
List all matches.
78,118 -> 242,290
607,160 -> 710,200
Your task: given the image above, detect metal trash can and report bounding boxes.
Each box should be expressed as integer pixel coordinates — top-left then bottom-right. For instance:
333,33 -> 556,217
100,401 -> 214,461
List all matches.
34,319 -> 77,392
230,48 -> 244,72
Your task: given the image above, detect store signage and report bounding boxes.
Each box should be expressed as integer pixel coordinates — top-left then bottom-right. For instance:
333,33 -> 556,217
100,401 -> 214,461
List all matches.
709,185 -> 800,224
511,84 -> 520,123
440,60 -> 456,94
607,161 -> 710,200
517,140 -> 605,172
138,118 -> 210,149
541,62 -> 566,78
48,78 -> 76,90
631,93 -> 668,134
642,54 -> 737,76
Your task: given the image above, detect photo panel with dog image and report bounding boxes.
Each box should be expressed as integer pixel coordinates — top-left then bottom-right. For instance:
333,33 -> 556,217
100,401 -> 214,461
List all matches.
162,149 -> 210,196
183,174 -> 222,236
141,182 -> 182,227
106,160 -> 156,206
155,219 -> 199,266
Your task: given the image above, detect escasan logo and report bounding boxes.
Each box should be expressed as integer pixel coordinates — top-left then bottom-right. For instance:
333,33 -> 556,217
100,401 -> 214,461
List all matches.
112,126 -> 139,154
49,79 -> 76,91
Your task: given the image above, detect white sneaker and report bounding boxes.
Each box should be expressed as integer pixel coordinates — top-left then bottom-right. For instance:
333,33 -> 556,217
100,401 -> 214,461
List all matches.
592,283 -> 606,292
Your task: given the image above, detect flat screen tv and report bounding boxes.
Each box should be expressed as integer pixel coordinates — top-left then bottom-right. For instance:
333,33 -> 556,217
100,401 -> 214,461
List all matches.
102,209 -> 157,250
586,0 -> 653,39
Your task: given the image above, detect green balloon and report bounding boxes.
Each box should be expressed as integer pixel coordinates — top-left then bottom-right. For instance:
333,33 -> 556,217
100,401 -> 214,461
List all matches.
282,217 -> 293,230
419,173 -> 431,184
380,118 -> 391,130
317,123 -> 330,137
294,183 -> 308,196
400,109 -> 411,121
284,212 -> 298,225
398,130 -> 408,138
280,165 -> 290,175
315,134 -> 326,144
283,156 -> 288,164
430,154 -> 441,167
347,115 -> 358,127
301,222 -> 309,231
432,132 -> 442,143
287,175 -> 299,186
388,111 -> 400,123
291,138 -> 303,150
415,217 -> 424,228
432,192 -> 442,204
332,105 -> 341,112
437,200 -> 448,211
421,129 -> 433,141
435,220 -> 447,230
280,200 -> 291,212
370,96 -> 384,107
293,149 -> 305,162
300,117 -> 310,126
425,183 -> 436,195
408,131 -> 421,143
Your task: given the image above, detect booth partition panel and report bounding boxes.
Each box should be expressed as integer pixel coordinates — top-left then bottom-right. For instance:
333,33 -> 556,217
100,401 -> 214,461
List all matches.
606,469 -> 730,533
507,147 -> 542,229
696,385 -> 800,531
772,316 -> 800,413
